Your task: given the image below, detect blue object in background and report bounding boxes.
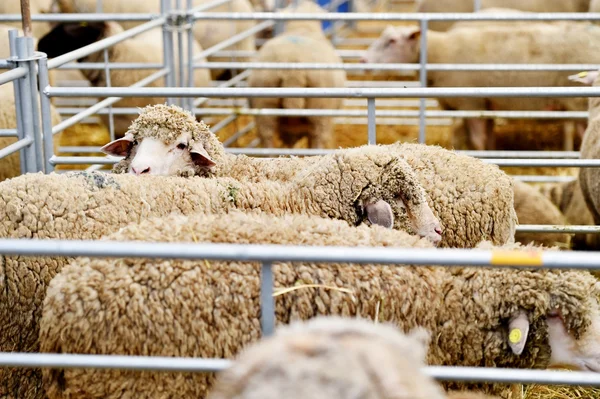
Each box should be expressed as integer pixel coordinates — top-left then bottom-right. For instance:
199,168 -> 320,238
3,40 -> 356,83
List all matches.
316,0 -> 349,32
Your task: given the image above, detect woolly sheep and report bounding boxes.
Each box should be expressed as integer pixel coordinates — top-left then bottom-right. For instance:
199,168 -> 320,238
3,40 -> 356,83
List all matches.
0,166 -> 441,398
0,26 -> 63,183
39,211 -> 600,399
592,0 -> 600,12
207,316 -> 447,399
102,103 -> 517,249
360,22 -> 599,150
36,21 -> 212,137
512,180 -> 571,249
415,0 -> 590,32
49,0 -> 256,80
247,1 -> 346,149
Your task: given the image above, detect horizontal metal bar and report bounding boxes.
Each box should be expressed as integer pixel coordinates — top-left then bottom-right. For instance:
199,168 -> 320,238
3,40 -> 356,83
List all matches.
1,238 -> 600,269
58,62 -> 165,70
192,11 -> 600,22
47,17 -> 167,70
516,225 -> 600,234
51,69 -> 168,135
482,159 -> 600,167
0,60 -> 10,69
0,129 -> 18,137
45,86 -> 600,98
0,13 -> 158,22
0,67 -> 27,86
0,352 -> 599,386
49,155 -> 122,165
195,61 -> 600,72
513,175 -> 576,183
0,138 -> 33,159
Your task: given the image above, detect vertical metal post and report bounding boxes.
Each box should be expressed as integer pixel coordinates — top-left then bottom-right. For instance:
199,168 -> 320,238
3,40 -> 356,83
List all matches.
15,37 -> 39,172
260,261 -> 275,336
38,56 -> 55,173
96,0 -> 103,12
367,97 -> 376,144
418,19 -> 428,144
103,49 -> 115,142
24,38 -> 44,171
473,0 -> 481,11
176,0 -> 184,108
8,30 -> 27,173
162,0 -> 176,105
186,0 -> 195,113
274,0 -> 285,36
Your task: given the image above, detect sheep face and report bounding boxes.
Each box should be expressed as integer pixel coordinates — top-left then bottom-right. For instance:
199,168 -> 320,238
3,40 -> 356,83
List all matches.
101,132 -> 216,176
360,26 -> 421,65
37,21 -> 107,59
546,309 -> 600,372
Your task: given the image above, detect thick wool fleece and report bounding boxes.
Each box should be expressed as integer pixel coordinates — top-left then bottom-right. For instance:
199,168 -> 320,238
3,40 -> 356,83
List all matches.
39,211 -> 599,399
113,104 -> 517,248
0,156 -> 435,399
512,180 -> 571,249
207,316 -> 447,399
416,0 -> 590,31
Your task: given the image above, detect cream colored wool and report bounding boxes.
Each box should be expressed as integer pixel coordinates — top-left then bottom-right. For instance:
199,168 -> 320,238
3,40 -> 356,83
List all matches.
0,155 -> 440,399
537,179 -> 598,250
39,211 -> 600,399
415,0 -> 590,31
112,104 -> 517,248
512,180 -> 571,249
208,316 -> 447,399
37,21 -> 211,137
247,1 -> 346,149
50,0 -> 256,80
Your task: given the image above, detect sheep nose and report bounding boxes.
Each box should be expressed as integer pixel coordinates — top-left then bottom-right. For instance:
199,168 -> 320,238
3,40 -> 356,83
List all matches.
132,166 -> 151,175
359,57 -> 367,63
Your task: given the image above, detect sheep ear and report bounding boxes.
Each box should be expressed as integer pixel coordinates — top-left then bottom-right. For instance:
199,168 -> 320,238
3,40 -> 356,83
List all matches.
100,133 -> 134,156
508,310 -> 530,356
406,28 -> 421,41
190,142 -> 216,168
568,70 -> 600,86
365,199 -> 394,229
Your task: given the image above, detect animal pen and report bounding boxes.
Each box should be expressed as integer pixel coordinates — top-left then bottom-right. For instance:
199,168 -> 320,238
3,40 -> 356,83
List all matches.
4,0 -> 600,394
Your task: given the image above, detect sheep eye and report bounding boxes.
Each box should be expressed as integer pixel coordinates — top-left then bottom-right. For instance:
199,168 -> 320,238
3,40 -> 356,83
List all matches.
176,143 -> 187,150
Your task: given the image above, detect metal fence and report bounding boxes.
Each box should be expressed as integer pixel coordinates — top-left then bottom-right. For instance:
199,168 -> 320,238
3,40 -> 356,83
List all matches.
3,0 -> 600,392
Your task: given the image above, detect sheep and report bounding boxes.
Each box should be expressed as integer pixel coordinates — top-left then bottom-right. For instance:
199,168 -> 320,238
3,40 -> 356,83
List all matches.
0,26 -> 63,183
49,0 -> 256,80
0,158 -> 444,398
415,0 -> 591,32
38,210 -> 600,399
360,22 -> 599,150
101,103 -> 518,249
246,0 -> 346,149
207,316 -> 447,399
512,180 -> 571,249
592,0 -> 600,12
36,21 -> 212,137
537,179 -> 598,250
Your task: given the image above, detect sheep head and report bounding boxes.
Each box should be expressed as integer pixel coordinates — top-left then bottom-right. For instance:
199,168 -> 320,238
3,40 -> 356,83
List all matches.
101,104 -> 225,177
37,21 -> 107,59
360,25 -> 421,65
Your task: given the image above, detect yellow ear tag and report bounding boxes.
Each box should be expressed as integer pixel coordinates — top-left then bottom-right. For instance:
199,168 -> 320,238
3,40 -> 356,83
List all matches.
509,328 -> 522,344
578,71 -> 588,77
80,22 -> 88,27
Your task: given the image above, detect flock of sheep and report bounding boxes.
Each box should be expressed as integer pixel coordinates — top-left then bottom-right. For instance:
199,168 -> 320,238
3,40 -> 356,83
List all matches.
3,0 -> 600,398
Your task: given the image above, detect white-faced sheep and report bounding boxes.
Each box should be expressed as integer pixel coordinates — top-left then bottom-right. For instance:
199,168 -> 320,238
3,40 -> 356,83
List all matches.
0,25 -> 63,182
360,22 -> 599,150
208,316 -> 447,399
36,21 -> 212,137
0,163 -> 441,399
38,211 -> 600,399
49,0 -> 256,80
102,103 -> 517,249
415,0 -> 591,32
247,0 -> 347,149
